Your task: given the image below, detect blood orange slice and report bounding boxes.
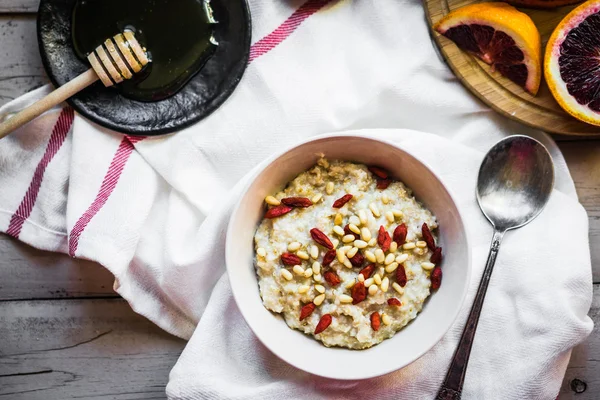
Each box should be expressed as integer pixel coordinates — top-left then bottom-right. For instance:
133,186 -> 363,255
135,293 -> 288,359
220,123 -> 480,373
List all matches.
434,3 -> 542,95
545,0 -> 600,126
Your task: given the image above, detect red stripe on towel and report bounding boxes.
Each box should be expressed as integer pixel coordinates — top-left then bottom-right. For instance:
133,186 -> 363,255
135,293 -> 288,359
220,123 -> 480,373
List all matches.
66,0 -> 330,254
249,0 -> 332,63
6,108 -> 75,238
68,136 -> 138,256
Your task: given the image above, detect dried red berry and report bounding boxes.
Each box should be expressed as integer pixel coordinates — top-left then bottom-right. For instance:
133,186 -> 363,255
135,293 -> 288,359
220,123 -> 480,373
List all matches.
422,223 -> 436,251
393,223 -> 408,246
370,312 -> 381,331
281,253 -> 302,266
431,267 -> 442,290
387,298 -> 402,306
396,264 -> 407,287
376,178 -> 392,190
264,205 -> 293,219
300,303 -> 316,321
310,228 -> 334,249
332,194 -> 353,208
378,226 -> 392,252
324,270 -> 341,287
351,281 -> 367,305
359,264 -> 375,279
281,197 -> 313,208
322,249 -> 336,266
368,166 -> 389,179
430,247 -> 443,265
349,252 -> 365,267
314,314 -> 332,334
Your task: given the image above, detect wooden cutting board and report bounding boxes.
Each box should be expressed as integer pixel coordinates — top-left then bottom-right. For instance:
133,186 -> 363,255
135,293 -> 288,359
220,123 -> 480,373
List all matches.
424,0 -> 600,136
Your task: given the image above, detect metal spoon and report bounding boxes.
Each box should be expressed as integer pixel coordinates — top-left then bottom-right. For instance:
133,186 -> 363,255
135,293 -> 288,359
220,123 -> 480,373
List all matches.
437,135 -> 555,399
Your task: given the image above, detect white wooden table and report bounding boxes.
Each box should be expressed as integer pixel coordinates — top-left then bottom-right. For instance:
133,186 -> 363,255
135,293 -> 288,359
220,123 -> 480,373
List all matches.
0,2 -> 598,399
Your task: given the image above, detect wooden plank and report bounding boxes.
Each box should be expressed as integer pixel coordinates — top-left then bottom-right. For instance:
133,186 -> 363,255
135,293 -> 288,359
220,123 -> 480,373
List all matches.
0,235 -> 117,300
559,142 -> 600,283
0,0 -> 39,13
0,298 -> 185,399
0,16 -> 47,108
560,284 -> 600,399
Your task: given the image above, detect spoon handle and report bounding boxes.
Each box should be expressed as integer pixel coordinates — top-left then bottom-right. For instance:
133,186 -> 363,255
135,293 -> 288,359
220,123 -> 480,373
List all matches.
436,229 -> 505,400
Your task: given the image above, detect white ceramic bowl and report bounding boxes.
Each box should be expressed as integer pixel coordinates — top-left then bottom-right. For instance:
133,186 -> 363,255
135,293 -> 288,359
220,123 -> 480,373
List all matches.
226,133 -> 471,380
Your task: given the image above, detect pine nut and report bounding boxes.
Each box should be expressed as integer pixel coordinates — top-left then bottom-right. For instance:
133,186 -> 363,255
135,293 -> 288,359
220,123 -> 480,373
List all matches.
414,248 -> 424,255
281,269 -> 293,281
304,268 -> 313,278
403,242 -> 416,250
421,262 -> 435,271
361,227 -> 372,242
416,241 -> 427,248
340,245 -> 353,253
385,262 -> 399,273
349,215 -> 361,226
369,202 -> 381,218
354,240 -> 368,249
297,251 -> 310,260
313,274 -> 322,282
365,250 -> 376,263
349,224 -> 361,235
392,209 -> 403,218
389,241 -> 398,253
345,280 -> 356,289
343,259 -> 353,269
382,193 -> 390,204
339,294 -> 353,303
382,313 -> 392,326
315,284 -> 326,293
374,273 -> 382,285
311,193 -> 323,204
288,242 -> 301,252
358,273 -> 365,282
364,278 -> 374,287
342,234 -> 355,243
331,239 -> 340,248
298,285 -> 310,294
333,226 -> 345,236
310,245 -> 319,260
396,253 -> 409,264
392,282 -> 404,294
385,253 -> 395,265
381,277 -> 389,292
385,211 -> 395,223
368,238 -> 377,247
378,267 -> 385,276
257,247 -> 266,257
312,261 -> 321,275
334,213 -> 343,226
265,196 -> 280,206
337,249 -> 347,263
293,265 -> 305,275
346,246 -> 359,259
326,182 -> 334,195
314,293 -> 325,306
358,209 -> 368,225
375,249 -> 385,264
368,284 -> 378,296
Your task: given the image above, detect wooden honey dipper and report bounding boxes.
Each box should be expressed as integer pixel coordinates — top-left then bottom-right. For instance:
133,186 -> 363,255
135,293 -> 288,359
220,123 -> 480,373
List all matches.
0,30 -> 149,139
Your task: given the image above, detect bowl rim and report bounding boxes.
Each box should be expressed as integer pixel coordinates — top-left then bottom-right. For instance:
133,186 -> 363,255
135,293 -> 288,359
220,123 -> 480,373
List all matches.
225,131 -> 472,380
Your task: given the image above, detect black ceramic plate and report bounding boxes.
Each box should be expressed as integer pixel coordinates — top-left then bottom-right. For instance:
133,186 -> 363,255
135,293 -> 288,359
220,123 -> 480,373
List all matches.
37,0 -> 251,136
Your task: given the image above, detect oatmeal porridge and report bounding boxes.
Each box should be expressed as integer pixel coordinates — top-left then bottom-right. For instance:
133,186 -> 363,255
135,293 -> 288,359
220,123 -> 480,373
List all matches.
254,159 -> 443,349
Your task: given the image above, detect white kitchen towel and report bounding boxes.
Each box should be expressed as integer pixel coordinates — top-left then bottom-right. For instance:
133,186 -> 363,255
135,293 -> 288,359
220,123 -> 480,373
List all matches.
0,0 -> 593,399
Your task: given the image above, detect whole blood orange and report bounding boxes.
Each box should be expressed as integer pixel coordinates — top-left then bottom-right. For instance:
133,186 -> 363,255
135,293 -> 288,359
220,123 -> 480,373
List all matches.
505,0 -> 582,8
434,3 -> 541,95
545,0 -> 600,126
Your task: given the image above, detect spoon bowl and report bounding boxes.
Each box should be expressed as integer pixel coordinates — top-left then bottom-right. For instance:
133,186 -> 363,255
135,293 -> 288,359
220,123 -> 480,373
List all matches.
477,135 -> 554,232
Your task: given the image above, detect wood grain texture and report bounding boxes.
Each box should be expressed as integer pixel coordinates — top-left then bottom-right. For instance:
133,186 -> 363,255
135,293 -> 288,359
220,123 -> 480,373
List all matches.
424,0 -> 600,136
0,299 -> 186,400
0,0 -> 38,13
0,235 -> 117,300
